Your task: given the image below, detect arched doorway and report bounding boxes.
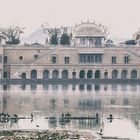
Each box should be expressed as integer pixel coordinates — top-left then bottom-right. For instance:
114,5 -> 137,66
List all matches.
43,70 -> 49,79
21,73 -> 26,79
62,70 -> 69,79
31,70 -> 37,79
95,70 -> 101,79
87,70 -> 93,79
112,70 -> 118,79
52,70 -> 59,79
121,70 -> 127,79
79,70 -> 85,79
131,70 -> 137,79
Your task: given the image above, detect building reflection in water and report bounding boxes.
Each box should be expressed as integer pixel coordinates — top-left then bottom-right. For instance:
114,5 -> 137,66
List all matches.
130,84 -> 137,91
64,98 -> 69,108
121,84 -> 127,91
43,83 -> 49,91
3,93 -> 10,113
104,84 -> 108,91
3,84 -> 10,91
0,83 -> 140,133
94,84 -> 100,91
30,83 -> 37,92
78,99 -> 101,110
79,84 -> 84,91
50,98 -> 56,111
87,84 -> 92,91
111,99 -> 116,105
52,84 -> 59,90
123,98 -> 130,106
21,84 -> 26,90
112,84 -> 117,91
48,117 -> 57,128
72,84 -> 76,91
61,84 -> 68,91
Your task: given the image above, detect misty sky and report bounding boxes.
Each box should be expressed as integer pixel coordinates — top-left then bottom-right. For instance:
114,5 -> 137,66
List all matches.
0,0 -> 139,38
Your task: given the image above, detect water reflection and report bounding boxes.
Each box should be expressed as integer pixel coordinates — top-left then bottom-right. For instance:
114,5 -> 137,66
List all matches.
52,84 -> 59,90
79,84 -> 84,91
72,84 -> 76,91
64,98 -> 69,108
50,99 -> 56,111
48,117 -> 57,128
131,84 -> 137,91
21,84 -> 26,90
95,84 -> 100,91
121,84 -> 127,91
87,84 -> 92,91
3,84 -> 10,91
43,83 -> 49,91
112,84 -> 117,91
30,83 -> 37,91
78,99 -> 101,110
1,83 -> 140,93
61,84 -> 68,90
0,83 -> 140,139
104,84 -> 108,91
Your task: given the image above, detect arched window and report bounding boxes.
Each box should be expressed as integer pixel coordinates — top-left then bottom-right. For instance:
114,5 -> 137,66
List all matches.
87,70 -> 93,79
21,73 -> 26,79
112,70 -> 118,79
52,70 -> 59,79
62,70 -> 69,79
121,70 -> 127,79
131,70 -> 137,79
95,70 -> 101,79
43,70 -> 49,79
31,70 -> 37,79
79,70 -> 85,79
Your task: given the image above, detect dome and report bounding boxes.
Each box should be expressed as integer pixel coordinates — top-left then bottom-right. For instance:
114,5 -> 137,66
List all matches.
74,22 -> 106,37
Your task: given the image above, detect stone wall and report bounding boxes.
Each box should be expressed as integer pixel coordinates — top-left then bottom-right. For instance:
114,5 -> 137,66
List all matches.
2,45 -> 140,79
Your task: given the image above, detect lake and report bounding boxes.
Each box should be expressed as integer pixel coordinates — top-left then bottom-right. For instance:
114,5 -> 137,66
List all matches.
0,83 -> 140,139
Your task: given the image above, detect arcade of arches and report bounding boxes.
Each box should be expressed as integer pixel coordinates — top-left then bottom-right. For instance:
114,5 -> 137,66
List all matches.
21,69 -> 138,79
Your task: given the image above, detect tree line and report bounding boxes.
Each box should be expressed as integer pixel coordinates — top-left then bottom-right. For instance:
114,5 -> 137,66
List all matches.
42,25 -> 72,45
0,25 -> 72,45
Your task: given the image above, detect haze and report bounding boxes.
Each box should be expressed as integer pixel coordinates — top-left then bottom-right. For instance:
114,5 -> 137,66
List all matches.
0,0 -> 139,38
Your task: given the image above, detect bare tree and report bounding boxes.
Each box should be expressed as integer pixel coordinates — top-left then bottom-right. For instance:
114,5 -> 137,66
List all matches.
0,25 -> 24,44
41,23 -> 61,45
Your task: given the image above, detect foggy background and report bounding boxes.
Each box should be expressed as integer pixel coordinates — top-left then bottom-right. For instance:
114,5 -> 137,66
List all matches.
0,0 -> 139,43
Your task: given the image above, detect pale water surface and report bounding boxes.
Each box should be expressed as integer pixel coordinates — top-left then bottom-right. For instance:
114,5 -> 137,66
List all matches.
0,83 -> 140,139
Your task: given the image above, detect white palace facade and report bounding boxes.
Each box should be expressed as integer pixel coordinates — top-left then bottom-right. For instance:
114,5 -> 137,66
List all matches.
0,22 -> 140,80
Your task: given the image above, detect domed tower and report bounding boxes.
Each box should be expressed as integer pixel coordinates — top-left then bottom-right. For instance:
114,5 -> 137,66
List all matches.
74,21 -> 106,47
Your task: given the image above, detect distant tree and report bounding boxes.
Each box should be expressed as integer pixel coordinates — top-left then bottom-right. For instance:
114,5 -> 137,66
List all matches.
41,23 -> 72,45
106,39 -> 113,44
47,28 -> 61,45
60,33 -> 70,45
125,40 -> 137,45
60,27 -> 71,45
0,26 -> 24,45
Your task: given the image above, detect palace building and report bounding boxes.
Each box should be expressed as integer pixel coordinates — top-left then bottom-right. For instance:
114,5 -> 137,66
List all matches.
0,22 -> 140,80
